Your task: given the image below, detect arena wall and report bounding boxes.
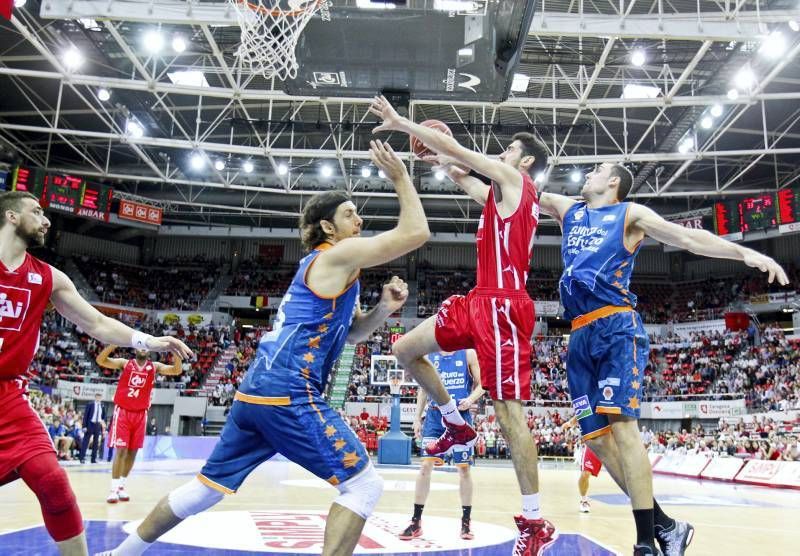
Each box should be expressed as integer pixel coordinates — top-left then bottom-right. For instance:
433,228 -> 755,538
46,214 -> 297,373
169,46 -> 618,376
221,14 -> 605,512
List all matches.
58,231 -> 140,264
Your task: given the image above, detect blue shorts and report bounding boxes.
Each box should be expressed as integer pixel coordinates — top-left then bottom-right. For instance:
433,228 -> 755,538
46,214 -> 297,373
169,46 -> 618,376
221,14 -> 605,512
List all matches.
421,407 -> 473,466
566,308 -> 649,440
198,393 -> 369,493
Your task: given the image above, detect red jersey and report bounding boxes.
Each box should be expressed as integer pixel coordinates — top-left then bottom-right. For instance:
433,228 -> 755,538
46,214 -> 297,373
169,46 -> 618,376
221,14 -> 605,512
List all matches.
114,358 -> 156,411
0,253 -> 53,380
475,173 -> 539,290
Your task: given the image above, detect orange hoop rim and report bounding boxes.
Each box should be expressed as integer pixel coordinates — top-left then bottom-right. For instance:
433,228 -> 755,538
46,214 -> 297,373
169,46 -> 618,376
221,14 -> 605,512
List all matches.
239,0 -> 321,18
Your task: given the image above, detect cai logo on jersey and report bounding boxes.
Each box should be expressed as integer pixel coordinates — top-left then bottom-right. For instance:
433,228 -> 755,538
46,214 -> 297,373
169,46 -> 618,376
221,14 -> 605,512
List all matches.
128,370 -> 148,389
0,285 -> 31,332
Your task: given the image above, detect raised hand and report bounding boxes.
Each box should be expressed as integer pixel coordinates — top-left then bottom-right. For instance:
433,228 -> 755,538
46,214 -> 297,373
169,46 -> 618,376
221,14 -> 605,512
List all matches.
369,140 -> 409,182
147,336 -> 194,360
369,95 -> 406,133
742,251 -> 790,285
379,275 -> 409,313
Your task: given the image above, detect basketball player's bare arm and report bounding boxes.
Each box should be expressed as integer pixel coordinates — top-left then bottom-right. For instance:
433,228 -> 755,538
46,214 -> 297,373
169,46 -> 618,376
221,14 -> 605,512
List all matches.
155,355 -> 183,376
629,203 -> 789,284
458,349 -> 484,410
421,154 -> 489,205
538,192 -> 577,224
369,96 -> 521,191
346,277 -> 409,344
95,345 -> 127,370
49,268 -> 194,359
318,141 -> 429,276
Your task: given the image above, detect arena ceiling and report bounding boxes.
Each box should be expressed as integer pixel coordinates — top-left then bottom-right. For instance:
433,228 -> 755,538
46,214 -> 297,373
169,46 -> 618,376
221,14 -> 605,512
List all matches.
1,1 -> 800,234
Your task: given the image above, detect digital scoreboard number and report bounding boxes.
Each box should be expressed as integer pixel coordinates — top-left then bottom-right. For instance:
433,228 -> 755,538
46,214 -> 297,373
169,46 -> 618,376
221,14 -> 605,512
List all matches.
713,201 -> 741,236
44,173 -> 84,213
11,166 -> 46,198
777,188 -> 799,225
738,194 -> 776,232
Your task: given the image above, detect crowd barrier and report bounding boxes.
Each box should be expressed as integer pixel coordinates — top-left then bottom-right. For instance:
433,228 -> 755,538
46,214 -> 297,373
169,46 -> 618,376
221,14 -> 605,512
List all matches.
650,452 -> 800,490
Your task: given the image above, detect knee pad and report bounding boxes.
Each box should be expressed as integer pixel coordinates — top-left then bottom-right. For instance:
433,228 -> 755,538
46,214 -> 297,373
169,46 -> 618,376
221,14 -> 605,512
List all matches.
21,459 -> 83,542
334,464 -> 384,520
168,477 -> 225,519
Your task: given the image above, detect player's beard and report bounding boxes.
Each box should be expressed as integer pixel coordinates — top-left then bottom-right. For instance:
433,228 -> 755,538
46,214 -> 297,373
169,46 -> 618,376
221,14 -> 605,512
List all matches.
17,222 -> 45,248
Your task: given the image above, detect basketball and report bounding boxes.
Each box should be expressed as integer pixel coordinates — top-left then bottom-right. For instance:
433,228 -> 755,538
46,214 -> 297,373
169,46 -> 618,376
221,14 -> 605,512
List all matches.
410,120 -> 453,160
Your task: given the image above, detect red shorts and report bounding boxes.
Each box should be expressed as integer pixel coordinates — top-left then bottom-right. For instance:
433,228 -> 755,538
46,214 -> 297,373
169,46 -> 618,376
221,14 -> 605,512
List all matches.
434,288 -> 534,401
0,379 -> 56,483
580,445 -> 602,477
109,406 -> 147,450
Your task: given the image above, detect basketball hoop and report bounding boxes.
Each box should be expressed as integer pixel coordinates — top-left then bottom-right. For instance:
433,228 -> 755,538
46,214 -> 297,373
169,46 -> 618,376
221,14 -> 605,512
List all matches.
389,377 -> 402,397
229,0 -> 323,80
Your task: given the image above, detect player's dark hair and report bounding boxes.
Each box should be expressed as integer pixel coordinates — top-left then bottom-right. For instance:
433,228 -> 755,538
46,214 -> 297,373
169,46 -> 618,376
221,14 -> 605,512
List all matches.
511,132 -> 548,177
610,164 -> 634,201
299,190 -> 351,251
0,191 -> 38,226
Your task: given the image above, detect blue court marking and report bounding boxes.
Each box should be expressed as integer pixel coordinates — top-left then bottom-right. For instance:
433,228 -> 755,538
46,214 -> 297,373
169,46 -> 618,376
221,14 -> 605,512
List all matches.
0,521 -> 616,556
591,493 -> 778,508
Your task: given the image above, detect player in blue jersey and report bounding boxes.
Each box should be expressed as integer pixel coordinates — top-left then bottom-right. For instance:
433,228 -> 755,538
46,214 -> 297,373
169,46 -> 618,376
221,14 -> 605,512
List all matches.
399,349 -> 483,541
100,141 -> 431,556
538,162 -> 788,556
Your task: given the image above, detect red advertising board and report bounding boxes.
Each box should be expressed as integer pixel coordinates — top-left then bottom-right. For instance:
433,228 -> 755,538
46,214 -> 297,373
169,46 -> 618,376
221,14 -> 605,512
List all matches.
119,199 -> 162,225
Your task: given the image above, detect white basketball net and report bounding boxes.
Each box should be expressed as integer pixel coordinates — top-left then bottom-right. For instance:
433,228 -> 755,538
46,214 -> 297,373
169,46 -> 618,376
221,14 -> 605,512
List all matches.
230,0 -> 322,80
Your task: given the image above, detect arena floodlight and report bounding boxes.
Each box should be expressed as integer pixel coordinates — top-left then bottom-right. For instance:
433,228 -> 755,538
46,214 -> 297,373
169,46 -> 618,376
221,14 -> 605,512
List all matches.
734,67 -> 756,90
190,152 -> 205,170
277,163 -> 288,176
214,160 -> 226,171
378,170 -> 386,179
125,120 -> 144,138
143,29 -> 165,54
243,161 -> 254,173
727,88 -> 740,100
570,170 -> 582,183
630,49 -> 646,67
172,35 -> 187,54
62,47 -> 84,71
535,172 -> 546,183
700,116 -> 713,129
710,104 -> 723,117
361,167 -> 372,178
13,0 -> 27,7
759,31 -> 787,59
790,20 -> 799,32
97,88 -> 111,101
434,170 -> 446,181
320,165 -> 333,178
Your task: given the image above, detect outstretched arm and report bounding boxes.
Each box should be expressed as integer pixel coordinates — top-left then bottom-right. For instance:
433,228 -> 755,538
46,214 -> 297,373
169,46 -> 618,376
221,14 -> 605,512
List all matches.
50,267 -> 194,359
629,204 -> 789,284
346,277 -> 409,344
370,96 -> 521,189
95,345 -> 127,370
538,192 -> 578,224
422,153 -> 489,205
318,141 -> 430,274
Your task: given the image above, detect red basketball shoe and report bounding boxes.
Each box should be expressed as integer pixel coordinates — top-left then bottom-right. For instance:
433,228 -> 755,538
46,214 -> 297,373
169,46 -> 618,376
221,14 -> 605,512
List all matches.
513,515 -> 558,556
424,421 -> 477,456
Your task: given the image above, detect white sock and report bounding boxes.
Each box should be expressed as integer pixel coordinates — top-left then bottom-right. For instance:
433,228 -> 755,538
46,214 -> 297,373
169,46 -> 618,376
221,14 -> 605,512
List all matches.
522,493 -> 541,520
111,478 -> 121,491
438,398 -> 465,426
120,476 -> 127,488
114,530 -> 152,556
581,495 -> 588,502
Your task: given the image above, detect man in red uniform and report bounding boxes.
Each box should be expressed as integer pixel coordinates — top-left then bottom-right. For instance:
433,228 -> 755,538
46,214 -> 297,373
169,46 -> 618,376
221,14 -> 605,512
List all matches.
0,191 -> 192,556
96,344 -> 182,503
370,96 -> 557,555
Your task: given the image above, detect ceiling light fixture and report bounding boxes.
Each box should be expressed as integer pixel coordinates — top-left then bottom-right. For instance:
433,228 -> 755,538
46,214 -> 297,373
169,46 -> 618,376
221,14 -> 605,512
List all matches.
630,49 -> 646,67
243,161 -> 254,173
97,88 -> 111,101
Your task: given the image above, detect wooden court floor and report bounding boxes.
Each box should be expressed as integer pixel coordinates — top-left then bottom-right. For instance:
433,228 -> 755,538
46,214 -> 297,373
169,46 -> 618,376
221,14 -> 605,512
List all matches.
0,458 -> 796,554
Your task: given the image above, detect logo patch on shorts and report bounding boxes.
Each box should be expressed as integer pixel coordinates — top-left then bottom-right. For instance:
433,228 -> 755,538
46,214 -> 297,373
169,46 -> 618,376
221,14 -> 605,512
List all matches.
572,395 -> 593,420
602,386 -> 614,401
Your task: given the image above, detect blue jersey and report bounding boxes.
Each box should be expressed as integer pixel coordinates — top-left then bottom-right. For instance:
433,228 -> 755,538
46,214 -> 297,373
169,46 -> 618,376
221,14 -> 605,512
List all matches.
238,243 -> 360,398
428,351 -> 472,408
559,202 -> 641,320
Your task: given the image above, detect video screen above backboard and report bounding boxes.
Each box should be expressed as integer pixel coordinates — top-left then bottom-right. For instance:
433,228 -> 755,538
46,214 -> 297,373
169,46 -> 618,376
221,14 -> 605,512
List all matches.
285,1 -> 537,102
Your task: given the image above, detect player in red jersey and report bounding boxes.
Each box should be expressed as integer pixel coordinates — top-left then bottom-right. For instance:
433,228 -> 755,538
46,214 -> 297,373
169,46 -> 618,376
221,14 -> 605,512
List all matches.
0,191 -> 192,556
370,96 -> 557,555
567,417 -> 602,513
96,345 -> 182,503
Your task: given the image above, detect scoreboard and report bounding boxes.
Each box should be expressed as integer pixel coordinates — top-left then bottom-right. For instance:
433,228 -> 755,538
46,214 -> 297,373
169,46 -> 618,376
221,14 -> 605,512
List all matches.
777,188 -> 800,225
9,166 -> 112,222
713,200 -> 741,236
738,194 -> 776,232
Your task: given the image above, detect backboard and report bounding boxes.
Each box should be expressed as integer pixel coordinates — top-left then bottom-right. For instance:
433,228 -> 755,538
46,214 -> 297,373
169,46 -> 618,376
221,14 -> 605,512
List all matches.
285,0 -> 537,102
